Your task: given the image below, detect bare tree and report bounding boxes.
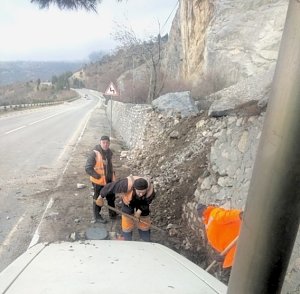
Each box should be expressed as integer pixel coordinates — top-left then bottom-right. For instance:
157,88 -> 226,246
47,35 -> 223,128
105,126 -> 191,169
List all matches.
30,0 -> 122,12
113,23 -> 166,103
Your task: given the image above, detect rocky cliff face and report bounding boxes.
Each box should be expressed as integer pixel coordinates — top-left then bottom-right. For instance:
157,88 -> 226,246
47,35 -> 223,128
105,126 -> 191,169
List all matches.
162,0 -> 213,82
163,0 -> 288,89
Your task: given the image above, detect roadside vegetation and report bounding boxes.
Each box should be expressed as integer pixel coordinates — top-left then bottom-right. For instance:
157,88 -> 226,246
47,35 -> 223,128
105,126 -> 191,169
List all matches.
0,72 -> 79,111
77,33 -> 226,106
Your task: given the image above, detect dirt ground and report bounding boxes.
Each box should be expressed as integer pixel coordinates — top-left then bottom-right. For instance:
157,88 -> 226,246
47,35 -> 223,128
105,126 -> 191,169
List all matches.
35,104 -> 227,283
36,104 -> 179,244
36,105 -> 129,243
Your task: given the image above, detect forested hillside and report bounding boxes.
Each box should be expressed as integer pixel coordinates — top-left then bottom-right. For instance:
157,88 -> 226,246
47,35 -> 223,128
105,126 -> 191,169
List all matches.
0,61 -> 83,86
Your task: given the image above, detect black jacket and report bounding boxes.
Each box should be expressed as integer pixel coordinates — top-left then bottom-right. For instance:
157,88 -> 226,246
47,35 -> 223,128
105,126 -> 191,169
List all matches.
100,178 -> 156,216
85,144 -> 113,183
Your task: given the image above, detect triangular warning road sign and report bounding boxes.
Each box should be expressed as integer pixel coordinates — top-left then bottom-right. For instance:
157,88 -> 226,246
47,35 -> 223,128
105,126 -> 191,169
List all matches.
104,82 -> 119,96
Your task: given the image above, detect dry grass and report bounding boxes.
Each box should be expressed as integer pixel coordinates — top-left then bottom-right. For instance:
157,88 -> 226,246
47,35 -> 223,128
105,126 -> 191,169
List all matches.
0,82 -> 78,107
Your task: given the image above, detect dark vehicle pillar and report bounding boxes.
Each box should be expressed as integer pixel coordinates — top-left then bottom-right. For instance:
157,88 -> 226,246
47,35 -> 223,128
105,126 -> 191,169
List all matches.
228,1 -> 300,293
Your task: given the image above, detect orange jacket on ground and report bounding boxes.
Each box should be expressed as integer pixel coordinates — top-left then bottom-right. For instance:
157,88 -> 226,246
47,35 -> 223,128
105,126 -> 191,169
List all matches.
203,206 -> 242,268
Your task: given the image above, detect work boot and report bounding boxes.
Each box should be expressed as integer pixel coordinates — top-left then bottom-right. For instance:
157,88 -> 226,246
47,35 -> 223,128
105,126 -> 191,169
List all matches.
95,215 -> 107,224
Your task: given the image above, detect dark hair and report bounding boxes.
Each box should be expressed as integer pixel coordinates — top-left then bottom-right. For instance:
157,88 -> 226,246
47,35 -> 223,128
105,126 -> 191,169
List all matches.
133,178 -> 148,190
100,135 -> 110,141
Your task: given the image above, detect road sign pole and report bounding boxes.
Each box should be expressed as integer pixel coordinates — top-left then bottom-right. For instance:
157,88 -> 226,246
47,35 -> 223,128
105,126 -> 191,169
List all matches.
110,95 -> 112,139
104,81 -> 119,139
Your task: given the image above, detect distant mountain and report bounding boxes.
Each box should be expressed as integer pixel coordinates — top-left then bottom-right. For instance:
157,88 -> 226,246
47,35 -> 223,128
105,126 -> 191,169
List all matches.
0,61 -> 84,86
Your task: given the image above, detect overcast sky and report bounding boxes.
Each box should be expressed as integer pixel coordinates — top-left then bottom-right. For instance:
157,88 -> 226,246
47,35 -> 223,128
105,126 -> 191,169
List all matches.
0,0 -> 178,62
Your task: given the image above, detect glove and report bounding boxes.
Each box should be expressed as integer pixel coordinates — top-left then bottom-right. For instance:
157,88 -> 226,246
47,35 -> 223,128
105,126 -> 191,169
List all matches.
95,197 -> 104,207
134,209 -> 142,219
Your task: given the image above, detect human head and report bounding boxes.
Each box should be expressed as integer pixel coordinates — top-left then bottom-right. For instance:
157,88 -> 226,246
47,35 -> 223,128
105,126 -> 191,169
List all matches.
133,178 -> 148,197
197,203 -> 207,218
100,135 -> 110,151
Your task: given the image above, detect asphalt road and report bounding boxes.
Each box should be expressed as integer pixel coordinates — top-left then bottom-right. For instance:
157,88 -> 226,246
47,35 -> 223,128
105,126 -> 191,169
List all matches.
0,89 -> 103,271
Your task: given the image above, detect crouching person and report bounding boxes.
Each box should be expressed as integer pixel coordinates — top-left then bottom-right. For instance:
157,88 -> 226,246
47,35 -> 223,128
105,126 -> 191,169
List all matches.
98,175 -> 156,241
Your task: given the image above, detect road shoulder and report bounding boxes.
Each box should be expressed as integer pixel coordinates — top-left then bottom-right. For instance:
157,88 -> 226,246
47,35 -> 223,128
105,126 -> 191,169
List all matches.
36,104 -> 130,244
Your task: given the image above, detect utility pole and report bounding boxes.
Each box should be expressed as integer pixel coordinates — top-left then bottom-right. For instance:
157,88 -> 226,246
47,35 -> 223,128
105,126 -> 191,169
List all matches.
228,1 -> 300,293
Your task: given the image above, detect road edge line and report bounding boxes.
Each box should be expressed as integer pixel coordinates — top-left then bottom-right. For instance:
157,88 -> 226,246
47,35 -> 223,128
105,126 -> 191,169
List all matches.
28,197 -> 54,249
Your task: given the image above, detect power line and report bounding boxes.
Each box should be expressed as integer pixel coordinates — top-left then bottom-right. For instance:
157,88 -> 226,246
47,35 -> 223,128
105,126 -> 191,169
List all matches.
161,0 -> 179,34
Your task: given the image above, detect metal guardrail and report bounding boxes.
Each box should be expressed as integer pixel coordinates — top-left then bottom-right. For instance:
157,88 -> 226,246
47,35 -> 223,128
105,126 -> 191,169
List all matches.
0,96 -> 80,112
0,101 -> 60,109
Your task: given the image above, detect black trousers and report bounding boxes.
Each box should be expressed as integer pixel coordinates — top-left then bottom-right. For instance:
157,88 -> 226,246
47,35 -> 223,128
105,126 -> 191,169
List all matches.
92,183 -> 115,218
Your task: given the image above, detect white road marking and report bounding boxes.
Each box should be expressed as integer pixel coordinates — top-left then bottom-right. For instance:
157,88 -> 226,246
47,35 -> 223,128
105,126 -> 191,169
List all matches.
28,197 -> 54,249
1,99 -> 97,252
3,110 -> 70,135
56,104 -> 97,187
62,110 -> 91,175
4,125 -> 26,134
0,214 -> 25,256
0,101 -> 91,258
28,111 -> 69,125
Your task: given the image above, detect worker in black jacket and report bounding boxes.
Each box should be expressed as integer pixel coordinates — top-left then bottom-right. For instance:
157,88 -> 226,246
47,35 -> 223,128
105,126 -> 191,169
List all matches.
98,175 -> 155,241
85,135 -> 116,223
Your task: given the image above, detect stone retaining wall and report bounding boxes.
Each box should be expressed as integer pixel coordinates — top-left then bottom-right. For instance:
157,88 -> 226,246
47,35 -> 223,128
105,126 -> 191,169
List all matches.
107,100 -> 152,149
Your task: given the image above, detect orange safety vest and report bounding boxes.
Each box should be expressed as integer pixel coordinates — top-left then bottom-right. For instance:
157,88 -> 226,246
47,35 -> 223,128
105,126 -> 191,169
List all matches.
120,176 -> 152,232
121,176 -> 152,204
203,206 -> 241,268
121,176 -> 135,204
90,150 -> 115,185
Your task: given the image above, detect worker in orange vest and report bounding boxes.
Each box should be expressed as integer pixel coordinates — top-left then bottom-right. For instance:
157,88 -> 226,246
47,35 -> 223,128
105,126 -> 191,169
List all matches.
197,204 -> 243,269
85,135 -> 116,223
98,175 -> 156,241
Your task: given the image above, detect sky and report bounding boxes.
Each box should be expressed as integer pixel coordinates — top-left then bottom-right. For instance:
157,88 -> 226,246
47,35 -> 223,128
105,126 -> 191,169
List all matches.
0,0 -> 178,62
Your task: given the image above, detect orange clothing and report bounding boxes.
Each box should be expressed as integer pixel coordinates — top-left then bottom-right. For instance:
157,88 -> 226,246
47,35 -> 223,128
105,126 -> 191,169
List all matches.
90,150 -> 115,185
203,206 -> 241,268
121,215 -> 151,232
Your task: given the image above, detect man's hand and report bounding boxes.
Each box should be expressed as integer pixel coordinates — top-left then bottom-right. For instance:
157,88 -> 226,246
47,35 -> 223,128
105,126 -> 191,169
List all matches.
134,209 -> 142,219
95,197 -> 104,207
